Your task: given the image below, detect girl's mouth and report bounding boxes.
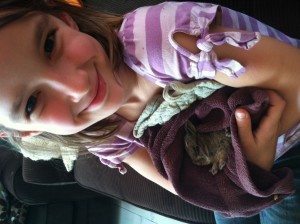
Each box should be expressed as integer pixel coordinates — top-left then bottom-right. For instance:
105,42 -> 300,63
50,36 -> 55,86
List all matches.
84,69 -> 106,112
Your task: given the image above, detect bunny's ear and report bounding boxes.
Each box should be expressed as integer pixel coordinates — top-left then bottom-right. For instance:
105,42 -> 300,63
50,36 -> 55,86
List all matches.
0,130 -> 42,139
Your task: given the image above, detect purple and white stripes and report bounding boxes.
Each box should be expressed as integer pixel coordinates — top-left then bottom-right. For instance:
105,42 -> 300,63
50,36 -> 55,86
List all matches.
221,6 -> 300,47
119,2 -> 300,87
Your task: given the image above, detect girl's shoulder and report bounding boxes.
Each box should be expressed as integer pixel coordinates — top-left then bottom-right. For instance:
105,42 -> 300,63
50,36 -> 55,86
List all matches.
118,2 -> 221,86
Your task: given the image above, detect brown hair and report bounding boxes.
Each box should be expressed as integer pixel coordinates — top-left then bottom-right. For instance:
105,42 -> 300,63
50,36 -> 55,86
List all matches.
0,0 -> 125,154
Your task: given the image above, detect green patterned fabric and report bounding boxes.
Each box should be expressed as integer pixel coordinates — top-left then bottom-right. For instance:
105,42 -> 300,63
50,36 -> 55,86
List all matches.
0,183 -> 27,224
133,80 -> 223,138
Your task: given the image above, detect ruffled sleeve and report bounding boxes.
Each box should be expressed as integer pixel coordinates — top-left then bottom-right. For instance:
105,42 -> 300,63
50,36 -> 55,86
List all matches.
168,2 -> 261,80
169,6 -> 261,79
87,119 -> 143,174
187,31 -> 260,79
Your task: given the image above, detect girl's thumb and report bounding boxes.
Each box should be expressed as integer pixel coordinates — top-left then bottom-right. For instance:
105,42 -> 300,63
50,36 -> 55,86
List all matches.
235,109 -> 254,146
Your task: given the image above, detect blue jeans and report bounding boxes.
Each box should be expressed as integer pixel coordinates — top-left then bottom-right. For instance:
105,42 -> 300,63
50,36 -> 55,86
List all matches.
214,143 -> 300,224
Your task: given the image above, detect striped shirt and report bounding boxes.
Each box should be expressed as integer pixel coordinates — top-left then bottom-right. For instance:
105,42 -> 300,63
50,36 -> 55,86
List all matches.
88,2 -> 300,173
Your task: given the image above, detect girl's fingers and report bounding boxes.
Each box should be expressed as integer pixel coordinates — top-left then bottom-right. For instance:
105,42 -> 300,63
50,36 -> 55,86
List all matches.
234,91 -> 284,170
235,109 -> 255,149
255,90 -> 286,139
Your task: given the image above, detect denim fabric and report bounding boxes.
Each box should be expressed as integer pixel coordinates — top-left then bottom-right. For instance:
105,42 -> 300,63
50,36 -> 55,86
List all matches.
214,143 -> 300,224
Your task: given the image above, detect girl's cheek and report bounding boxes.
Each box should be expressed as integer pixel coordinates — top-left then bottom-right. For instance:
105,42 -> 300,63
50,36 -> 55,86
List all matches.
63,31 -> 99,65
39,103 -> 73,127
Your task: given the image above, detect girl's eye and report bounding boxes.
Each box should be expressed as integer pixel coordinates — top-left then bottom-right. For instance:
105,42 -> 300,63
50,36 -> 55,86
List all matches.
25,95 -> 38,118
44,30 -> 56,58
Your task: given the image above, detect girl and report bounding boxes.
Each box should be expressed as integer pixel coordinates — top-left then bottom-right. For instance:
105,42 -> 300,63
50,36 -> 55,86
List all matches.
0,0 -> 298,222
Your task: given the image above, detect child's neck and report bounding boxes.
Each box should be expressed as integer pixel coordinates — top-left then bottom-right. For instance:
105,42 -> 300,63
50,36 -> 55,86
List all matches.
116,66 -> 163,122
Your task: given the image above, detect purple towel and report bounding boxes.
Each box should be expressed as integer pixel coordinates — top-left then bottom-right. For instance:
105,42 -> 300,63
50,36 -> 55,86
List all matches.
138,87 -> 295,217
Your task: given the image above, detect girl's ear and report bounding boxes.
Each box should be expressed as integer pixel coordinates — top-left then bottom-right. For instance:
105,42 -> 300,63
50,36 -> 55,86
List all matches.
57,12 -> 79,30
0,131 -> 42,139
19,131 -> 42,139
0,131 -> 8,138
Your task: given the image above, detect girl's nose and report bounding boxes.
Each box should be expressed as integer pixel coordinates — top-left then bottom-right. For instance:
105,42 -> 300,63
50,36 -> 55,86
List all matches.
45,69 -> 89,103
67,86 -> 88,103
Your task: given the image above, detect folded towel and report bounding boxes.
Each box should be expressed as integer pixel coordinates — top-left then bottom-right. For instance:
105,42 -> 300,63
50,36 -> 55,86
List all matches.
134,80 -> 223,138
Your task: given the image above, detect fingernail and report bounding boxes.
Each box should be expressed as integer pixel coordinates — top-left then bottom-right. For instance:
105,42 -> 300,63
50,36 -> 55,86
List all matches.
235,111 -> 246,119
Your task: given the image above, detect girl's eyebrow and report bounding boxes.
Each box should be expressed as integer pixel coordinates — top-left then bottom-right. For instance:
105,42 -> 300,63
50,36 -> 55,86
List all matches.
10,15 -> 49,122
34,14 -> 50,51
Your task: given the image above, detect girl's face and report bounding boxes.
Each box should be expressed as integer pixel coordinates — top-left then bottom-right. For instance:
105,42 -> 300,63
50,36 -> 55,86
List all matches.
0,12 -> 126,135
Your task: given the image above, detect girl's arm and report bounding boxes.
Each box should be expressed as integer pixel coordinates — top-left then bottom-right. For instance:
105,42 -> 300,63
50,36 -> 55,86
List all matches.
174,25 -> 300,89
173,27 -> 300,134
234,90 -> 286,171
123,147 -> 177,195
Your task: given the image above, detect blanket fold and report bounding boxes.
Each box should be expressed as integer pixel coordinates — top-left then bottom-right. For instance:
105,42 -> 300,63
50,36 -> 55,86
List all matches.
138,87 -> 295,217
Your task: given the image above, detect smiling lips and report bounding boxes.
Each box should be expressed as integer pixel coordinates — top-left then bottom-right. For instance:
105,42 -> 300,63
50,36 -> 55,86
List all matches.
85,70 -> 106,112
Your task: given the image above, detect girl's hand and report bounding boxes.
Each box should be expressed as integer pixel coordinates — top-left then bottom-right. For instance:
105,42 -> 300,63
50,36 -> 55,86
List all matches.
235,90 -> 286,171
